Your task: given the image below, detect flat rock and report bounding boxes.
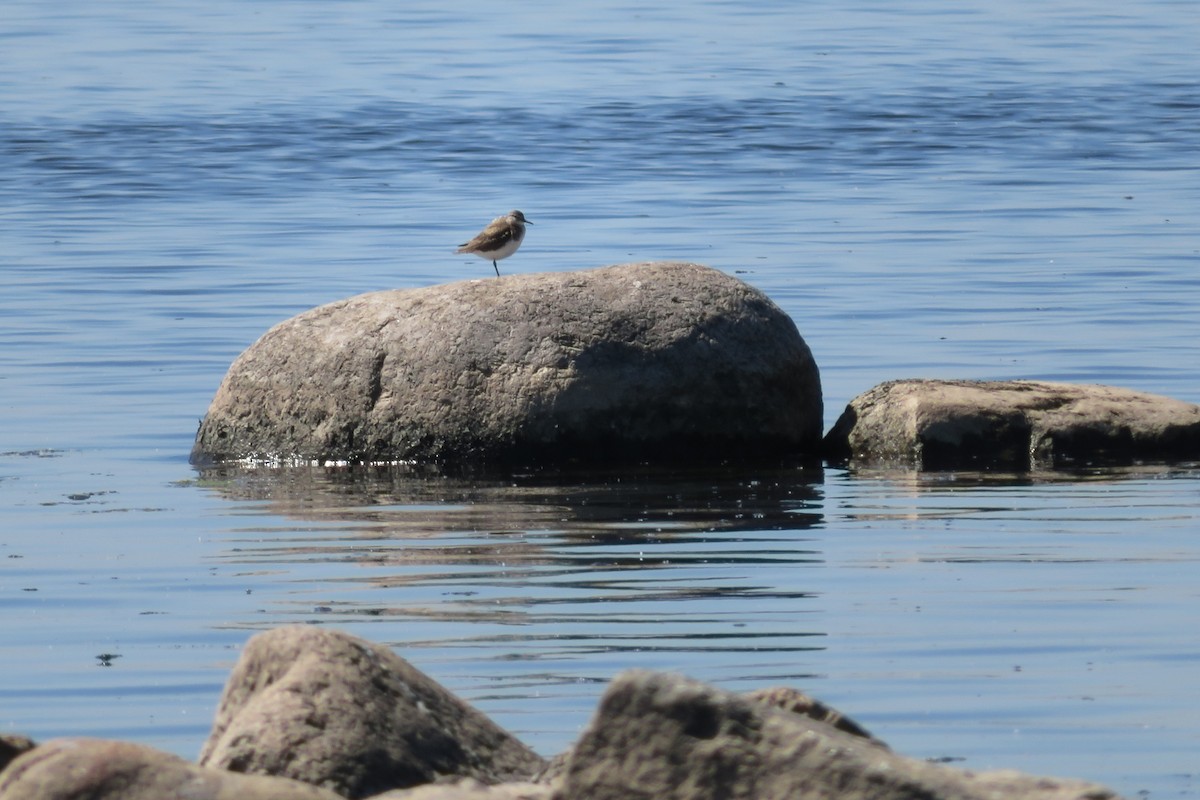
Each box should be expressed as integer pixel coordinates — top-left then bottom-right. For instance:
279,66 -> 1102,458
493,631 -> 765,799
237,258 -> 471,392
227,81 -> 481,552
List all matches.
824,379 -> 1200,470
190,262 -> 822,467
0,739 -> 343,800
199,626 -> 544,799
551,670 -> 1119,800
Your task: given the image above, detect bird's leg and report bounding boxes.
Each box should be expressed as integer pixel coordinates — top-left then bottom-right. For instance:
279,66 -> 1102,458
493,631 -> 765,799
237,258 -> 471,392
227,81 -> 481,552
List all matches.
493,260 -> 500,277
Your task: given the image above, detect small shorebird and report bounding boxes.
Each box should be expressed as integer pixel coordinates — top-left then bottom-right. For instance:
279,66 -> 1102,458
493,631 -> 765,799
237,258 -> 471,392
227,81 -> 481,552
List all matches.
456,210 -> 531,276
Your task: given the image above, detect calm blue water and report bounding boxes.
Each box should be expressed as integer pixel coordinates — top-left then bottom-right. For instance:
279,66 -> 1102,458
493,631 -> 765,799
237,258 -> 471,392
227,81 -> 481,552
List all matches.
2,1 -> 1199,796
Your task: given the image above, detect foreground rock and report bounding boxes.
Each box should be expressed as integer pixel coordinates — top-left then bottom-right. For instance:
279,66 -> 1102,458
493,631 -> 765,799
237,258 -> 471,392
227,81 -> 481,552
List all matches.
0,739 -> 342,800
199,626 -> 544,799
0,626 -> 1124,800
370,779 -> 551,800
744,685 -> 883,744
190,262 -> 822,467
824,379 -> 1200,470
551,670 -> 1118,800
0,737 -> 34,776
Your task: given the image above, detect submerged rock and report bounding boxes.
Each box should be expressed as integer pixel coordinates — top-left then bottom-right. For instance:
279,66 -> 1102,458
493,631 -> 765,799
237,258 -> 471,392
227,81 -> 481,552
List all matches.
551,670 -> 1119,800
199,626 -> 544,799
190,262 -> 822,467
824,378 -> 1200,470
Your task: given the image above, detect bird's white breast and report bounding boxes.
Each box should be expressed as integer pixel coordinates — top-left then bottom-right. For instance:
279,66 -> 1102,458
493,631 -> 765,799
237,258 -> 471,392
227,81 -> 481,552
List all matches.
478,229 -> 524,260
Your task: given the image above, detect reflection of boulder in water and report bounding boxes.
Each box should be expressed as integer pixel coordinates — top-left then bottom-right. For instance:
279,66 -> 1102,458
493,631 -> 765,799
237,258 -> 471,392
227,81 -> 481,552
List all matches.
192,462 -> 826,540
190,262 -> 823,468
192,465 -> 827,614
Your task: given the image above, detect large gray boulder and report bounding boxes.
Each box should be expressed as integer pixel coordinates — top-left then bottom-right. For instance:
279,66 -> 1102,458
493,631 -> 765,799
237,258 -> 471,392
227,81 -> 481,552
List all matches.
824,379 -> 1200,470
190,262 -> 822,467
199,626 -> 544,799
551,670 -> 1119,800
0,739 -> 343,800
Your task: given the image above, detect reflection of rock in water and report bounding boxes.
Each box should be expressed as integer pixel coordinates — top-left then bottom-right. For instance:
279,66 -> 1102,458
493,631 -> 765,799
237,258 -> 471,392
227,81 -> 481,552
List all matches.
193,462 -> 826,539
195,463 -> 829,646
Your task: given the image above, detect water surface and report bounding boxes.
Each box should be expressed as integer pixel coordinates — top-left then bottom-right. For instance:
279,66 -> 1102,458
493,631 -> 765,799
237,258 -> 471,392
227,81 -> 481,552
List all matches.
2,1 -> 1199,796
